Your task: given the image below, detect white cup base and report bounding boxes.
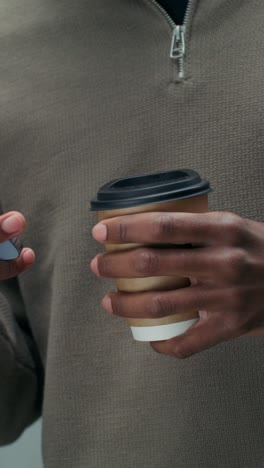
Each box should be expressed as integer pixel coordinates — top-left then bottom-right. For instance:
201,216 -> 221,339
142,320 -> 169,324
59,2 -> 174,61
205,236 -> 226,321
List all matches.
130,318 -> 198,342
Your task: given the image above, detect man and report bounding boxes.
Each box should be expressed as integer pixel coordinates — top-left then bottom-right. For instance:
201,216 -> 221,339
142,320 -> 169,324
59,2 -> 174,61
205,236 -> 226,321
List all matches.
0,1 -> 264,467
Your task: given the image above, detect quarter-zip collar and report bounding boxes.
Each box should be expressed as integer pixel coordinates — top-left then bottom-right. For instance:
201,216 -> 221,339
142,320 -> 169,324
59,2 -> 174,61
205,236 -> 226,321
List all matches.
150,0 -> 196,79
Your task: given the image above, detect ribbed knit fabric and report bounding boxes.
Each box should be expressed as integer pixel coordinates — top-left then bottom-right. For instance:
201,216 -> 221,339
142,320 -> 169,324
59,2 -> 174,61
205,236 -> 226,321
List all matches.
0,1 -> 264,467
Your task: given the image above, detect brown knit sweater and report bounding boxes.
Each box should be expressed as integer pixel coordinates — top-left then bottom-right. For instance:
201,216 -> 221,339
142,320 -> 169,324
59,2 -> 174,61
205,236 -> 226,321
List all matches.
0,1 -> 264,466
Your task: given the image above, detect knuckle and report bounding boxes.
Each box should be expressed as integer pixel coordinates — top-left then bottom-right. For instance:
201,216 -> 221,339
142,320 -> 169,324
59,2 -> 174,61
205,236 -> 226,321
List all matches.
136,249 -> 160,275
223,312 -> 242,332
171,343 -> 192,359
219,288 -> 253,334
222,313 -> 250,337
110,295 -> 122,316
220,212 -> 244,244
151,294 -> 175,318
97,254 -> 112,277
152,214 -> 176,240
226,249 -> 249,282
117,221 -> 128,243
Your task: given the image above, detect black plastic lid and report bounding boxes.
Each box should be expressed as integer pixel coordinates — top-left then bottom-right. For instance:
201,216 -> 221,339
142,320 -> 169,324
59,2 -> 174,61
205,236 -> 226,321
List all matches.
90,169 -> 212,211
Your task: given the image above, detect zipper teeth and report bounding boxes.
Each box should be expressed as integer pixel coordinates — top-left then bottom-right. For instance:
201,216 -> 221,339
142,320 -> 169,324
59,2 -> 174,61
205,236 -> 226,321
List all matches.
150,0 -> 193,28
150,0 -> 176,28
183,1 -> 193,27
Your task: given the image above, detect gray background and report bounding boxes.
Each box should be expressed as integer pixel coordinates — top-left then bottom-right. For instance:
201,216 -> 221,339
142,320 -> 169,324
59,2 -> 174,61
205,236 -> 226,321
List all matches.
0,420 -> 43,468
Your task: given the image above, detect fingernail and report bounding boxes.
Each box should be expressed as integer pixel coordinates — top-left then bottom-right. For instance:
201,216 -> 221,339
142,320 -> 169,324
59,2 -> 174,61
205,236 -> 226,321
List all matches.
90,256 -> 100,276
2,215 -> 23,234
102,295 -> 113,314
22,249 -> 36,264
92,223 -> 107,242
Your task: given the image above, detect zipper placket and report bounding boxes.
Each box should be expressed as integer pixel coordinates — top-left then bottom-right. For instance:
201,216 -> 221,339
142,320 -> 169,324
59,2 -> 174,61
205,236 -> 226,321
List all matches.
150,0 -> 193,79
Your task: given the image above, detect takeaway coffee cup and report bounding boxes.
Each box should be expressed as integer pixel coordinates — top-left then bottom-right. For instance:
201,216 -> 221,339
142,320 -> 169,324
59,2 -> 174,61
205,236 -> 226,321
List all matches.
91,169 -> 212,342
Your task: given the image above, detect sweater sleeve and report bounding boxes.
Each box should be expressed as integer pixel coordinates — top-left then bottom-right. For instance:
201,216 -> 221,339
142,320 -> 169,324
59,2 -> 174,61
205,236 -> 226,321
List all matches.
0,275 -> 43,445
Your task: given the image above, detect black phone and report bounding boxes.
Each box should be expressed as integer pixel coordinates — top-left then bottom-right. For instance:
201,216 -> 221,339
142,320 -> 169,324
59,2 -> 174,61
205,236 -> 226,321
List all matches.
0,238 -> 23,261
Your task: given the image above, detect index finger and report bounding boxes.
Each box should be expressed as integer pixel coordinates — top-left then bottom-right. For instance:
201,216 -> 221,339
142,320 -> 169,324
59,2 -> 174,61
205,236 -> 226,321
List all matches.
92,211 -> 238,246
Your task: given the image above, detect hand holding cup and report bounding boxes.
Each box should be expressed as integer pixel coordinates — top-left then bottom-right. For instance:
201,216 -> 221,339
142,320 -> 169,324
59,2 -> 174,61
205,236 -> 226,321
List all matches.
91,207 -> 264,356
91,170 -> 264,357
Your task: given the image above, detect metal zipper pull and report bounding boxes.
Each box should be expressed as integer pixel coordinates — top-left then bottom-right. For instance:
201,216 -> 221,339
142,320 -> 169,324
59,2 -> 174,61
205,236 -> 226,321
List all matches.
170,26 -> 186,79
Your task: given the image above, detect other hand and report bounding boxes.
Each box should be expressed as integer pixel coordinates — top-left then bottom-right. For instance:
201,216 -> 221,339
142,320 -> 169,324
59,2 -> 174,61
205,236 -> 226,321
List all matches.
0,212 -> 35,280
